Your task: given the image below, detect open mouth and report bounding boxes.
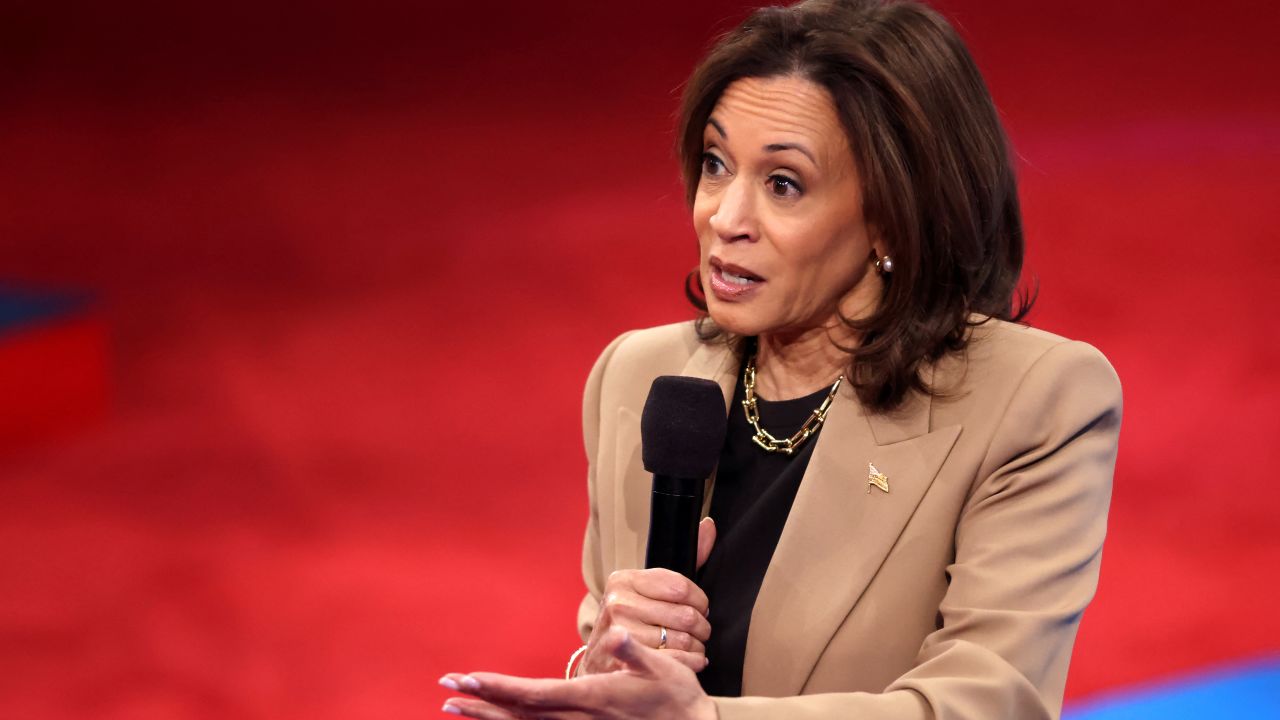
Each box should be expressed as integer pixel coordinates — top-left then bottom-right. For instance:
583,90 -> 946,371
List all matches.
711,258 -> 765,284
708,258 -> 766,300
719,268 -> 761,285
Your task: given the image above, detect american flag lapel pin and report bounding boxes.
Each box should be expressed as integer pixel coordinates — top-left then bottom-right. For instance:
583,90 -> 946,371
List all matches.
867,462 -> 890,494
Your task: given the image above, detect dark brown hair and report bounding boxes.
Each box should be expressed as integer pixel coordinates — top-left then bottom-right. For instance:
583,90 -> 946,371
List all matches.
677,0 -> 1032,412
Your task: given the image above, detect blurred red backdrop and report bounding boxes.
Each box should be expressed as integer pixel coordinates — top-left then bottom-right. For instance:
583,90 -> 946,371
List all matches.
1,1 -> 1278,717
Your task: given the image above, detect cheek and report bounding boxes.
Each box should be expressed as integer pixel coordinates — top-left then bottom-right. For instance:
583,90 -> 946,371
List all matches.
812,240 -> 866,290
692,192 -> 713,229
776,226 -> 867,297
692,196 -> 715,254
775,222 -> 840,273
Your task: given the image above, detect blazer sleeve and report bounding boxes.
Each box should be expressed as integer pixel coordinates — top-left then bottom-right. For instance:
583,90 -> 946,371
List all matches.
714,340 -> 1123,720
575,330 -> 635,642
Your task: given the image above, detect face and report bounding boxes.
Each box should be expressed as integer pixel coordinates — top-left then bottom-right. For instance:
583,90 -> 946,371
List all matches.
694,74 -> 883,339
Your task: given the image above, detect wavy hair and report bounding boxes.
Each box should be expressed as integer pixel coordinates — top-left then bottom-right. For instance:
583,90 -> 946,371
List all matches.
677,0 -> 1033,412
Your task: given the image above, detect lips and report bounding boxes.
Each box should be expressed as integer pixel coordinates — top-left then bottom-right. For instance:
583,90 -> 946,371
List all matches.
719,268 -> 758,285
708,257 -> 765,301
710,258 -> 765,283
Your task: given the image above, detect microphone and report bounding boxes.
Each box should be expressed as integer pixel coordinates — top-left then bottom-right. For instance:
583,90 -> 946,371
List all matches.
640,376 -> 727,579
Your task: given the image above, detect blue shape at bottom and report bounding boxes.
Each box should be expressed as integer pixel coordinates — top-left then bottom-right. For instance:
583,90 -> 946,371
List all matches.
0,284 -> 91,336
1064,656 -> 1280,719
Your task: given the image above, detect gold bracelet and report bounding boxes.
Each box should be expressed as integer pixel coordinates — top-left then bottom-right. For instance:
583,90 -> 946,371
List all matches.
565,644 -> 589,679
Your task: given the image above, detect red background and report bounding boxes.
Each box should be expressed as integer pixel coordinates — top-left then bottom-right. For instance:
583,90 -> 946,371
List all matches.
1,1 -> 1278,717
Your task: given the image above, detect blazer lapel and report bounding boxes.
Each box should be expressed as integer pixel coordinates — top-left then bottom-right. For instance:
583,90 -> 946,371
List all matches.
612,339 -> 739,570
681,337 -> 741,409
741,381 -> 962,697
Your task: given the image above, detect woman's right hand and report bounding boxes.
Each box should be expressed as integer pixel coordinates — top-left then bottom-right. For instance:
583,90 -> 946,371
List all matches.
580,517 -> 717,675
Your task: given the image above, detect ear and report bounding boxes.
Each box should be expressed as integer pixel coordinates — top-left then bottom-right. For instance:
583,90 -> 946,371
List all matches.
869,230 -> 889,263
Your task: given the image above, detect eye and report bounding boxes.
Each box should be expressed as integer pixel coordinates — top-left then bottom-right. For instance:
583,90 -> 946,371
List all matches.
701,152 -> 727,177
768,174 -> 803,198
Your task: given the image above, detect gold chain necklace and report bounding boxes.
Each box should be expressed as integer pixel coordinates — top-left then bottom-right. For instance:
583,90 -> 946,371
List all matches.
742,354 -> 843,455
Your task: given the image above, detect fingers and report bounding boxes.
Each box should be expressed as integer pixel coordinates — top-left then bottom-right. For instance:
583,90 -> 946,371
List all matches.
439,631 -> 710,720
440,697 -> 522,720
606,626 -> 661,676
582,625 -> 705,675
696,517 -> 717,570
655,617 -> 706,650
661,648 -> 711,673
605,626 -> 709,676
578,645 -> 621,676
589,567 -> 713,675
440,673 -> 528,720
614,568 -> 709,617
441,672 -> 586,713
602,595 -> 710,645
599,570 -> 711,646
597,619 -> 706,655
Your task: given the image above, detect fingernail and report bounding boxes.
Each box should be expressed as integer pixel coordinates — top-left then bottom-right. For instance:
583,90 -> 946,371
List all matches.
438,676 -> 459,691
442,702 -> 461,715
616,628 -> 631,649
459,675 -> 480,691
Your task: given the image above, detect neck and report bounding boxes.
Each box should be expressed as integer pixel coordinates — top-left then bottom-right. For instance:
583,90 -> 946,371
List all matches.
748,272 -> 882,401
753,322 -> 855,401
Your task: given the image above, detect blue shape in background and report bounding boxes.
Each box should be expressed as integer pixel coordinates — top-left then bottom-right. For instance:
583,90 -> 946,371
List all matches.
0,284 -> 92,337
1065,655 -> 1280,719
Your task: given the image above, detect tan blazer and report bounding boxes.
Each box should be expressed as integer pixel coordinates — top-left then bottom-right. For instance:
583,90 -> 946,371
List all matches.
575,319 -> 1121,719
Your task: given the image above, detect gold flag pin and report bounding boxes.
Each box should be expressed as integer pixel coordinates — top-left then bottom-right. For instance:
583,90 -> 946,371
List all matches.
867,462 -> 890,494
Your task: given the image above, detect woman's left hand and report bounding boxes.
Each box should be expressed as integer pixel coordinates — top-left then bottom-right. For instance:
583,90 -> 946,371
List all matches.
439,626 -> 716,720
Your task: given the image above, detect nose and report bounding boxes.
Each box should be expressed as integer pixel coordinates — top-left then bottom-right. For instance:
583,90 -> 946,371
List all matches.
707,175 -> 756,242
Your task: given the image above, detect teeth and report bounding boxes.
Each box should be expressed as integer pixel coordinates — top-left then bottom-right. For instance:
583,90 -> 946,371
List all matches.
722,270 -> 756,285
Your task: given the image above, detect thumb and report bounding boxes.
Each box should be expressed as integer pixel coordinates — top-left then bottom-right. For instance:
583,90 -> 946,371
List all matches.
696,517 -> 717,570
606,626 -> 659,676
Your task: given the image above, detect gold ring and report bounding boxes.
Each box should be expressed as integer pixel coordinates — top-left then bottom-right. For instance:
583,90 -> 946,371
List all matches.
658,626 -> 669,650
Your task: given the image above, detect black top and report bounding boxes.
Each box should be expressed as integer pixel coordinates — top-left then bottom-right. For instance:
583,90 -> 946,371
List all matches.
696,372 -> 830,697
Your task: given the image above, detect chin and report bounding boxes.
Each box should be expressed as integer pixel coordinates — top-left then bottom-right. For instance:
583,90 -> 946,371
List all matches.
706,301 -> 769,338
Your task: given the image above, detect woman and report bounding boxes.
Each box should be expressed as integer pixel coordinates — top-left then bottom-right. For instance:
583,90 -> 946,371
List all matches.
442,0 -> 1121,718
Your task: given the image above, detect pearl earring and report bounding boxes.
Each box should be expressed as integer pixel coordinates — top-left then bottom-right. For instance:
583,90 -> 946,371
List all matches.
875,255 -> 894,275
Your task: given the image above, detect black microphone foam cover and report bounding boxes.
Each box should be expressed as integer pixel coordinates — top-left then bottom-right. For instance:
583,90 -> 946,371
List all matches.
641,376 -> 727,479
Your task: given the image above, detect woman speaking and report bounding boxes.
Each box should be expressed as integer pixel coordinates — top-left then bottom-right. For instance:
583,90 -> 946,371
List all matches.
442,0 -> 1122,717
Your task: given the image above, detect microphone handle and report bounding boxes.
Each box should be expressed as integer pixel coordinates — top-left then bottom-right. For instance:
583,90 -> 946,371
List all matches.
644,474 -> 704,580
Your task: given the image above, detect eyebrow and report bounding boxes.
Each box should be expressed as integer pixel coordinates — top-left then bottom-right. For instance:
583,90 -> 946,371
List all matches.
764,142 -> 817,166
705,118 -> 818,167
